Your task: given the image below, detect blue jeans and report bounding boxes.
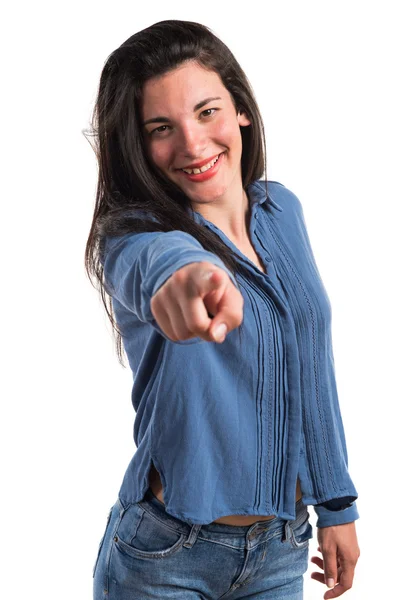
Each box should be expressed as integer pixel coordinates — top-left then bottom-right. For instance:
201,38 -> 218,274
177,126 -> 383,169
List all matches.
93,489 -> 313,599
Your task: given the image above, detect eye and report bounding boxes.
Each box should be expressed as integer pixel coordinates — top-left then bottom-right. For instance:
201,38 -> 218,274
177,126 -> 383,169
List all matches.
150,125 -> 170,136
149,109 -> 219,136
201,108 -> 218,118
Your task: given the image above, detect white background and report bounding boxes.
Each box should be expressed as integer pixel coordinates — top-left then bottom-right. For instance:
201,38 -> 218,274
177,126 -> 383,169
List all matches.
2,1 -> 399,599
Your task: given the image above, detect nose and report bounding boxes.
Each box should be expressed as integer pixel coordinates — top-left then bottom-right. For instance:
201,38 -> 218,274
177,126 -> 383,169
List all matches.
177,123 -> 207,160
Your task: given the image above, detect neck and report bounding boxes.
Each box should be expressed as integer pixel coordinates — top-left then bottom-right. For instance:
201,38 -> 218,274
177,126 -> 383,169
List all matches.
191,182 -> 252,246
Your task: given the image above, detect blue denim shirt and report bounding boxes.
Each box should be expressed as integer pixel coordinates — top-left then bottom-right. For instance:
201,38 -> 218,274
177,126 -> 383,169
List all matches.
101,180 -> 359,528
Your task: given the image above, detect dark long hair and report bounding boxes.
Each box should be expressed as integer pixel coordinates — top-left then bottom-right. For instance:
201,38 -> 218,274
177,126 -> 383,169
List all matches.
84,19 -> 269,366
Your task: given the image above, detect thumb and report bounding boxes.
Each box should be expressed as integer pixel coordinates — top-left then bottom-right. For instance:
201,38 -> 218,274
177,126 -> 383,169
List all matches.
208,283 -> 243,344
210,322 -> 228,343
204,273 -> 228,342
197,269 -> 230,343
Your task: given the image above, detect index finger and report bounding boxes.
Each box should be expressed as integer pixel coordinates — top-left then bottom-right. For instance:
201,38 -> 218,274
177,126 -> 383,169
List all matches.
324,564 -> 355,599
207,284 -> 243,342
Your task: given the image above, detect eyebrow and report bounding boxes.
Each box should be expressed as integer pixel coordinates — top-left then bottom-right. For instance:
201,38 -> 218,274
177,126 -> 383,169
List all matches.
142,96 -> 222,127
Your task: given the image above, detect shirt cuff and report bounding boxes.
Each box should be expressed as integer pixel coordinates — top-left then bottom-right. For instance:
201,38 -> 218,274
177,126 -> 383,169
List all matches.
313,501 -> 360,528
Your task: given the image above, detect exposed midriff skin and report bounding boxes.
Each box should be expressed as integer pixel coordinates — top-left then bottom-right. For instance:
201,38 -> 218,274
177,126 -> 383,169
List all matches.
149,464 -> 303,525
147,241 -> 303,526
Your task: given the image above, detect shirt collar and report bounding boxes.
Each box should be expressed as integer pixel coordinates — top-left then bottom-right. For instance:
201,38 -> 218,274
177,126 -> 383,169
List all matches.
248,179 -> 283,212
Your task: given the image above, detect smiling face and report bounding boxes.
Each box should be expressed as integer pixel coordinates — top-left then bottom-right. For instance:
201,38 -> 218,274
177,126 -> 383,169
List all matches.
140,61 -> 251,208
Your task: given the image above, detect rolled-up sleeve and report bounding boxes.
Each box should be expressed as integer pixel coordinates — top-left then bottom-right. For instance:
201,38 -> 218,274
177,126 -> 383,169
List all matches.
313,501 -> 360,528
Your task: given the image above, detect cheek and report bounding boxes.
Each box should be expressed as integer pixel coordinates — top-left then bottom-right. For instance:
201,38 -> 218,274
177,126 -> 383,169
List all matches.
148,143 -> 171,168
213,119 -> 241,147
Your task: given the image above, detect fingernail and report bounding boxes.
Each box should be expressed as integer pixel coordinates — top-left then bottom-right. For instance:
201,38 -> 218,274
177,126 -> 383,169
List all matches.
213,323 -> 227,342
202,270 -> 215,280
327,578 -> 335,588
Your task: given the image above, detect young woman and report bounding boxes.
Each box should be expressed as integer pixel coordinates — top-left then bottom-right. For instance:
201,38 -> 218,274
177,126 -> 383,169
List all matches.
86,20 -> 360,600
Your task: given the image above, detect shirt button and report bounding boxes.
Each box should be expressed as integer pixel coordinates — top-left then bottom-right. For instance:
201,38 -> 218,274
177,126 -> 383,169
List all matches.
255,213 -> 258,219
264,255 -> 271,262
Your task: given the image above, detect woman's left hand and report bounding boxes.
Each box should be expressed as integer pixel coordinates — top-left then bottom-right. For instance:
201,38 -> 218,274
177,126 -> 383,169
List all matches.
310,521 -> 360,599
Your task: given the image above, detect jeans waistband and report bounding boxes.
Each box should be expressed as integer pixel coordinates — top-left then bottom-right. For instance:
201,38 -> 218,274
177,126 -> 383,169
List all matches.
135,487 -> 308,544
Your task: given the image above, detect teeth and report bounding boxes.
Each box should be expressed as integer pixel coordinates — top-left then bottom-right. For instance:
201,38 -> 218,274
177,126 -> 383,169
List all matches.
182,154 -> 221,174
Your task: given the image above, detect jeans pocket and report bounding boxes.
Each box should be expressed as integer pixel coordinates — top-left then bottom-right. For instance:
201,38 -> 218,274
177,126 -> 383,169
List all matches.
114,502 -> 186,560
93,505 -> 113,577
288,513 -> 313,549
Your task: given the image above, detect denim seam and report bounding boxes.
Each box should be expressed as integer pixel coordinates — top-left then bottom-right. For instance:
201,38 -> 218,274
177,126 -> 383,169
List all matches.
196,528 -> 283,551
115,530 -> 186,560
138,502 -> 189,536
104,503 -> 126,595
288,527 -> 312,549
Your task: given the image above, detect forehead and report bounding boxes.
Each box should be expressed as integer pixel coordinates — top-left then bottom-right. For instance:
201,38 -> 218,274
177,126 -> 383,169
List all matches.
141,63 -> 229,116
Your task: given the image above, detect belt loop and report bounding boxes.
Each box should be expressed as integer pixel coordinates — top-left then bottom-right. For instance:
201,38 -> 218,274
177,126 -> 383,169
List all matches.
183,524 -> 202,548
283,520 -> 291,543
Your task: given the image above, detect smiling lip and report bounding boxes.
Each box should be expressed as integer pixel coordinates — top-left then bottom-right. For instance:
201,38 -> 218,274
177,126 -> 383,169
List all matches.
178,151 -> 223,183
177,153 -> 222,170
